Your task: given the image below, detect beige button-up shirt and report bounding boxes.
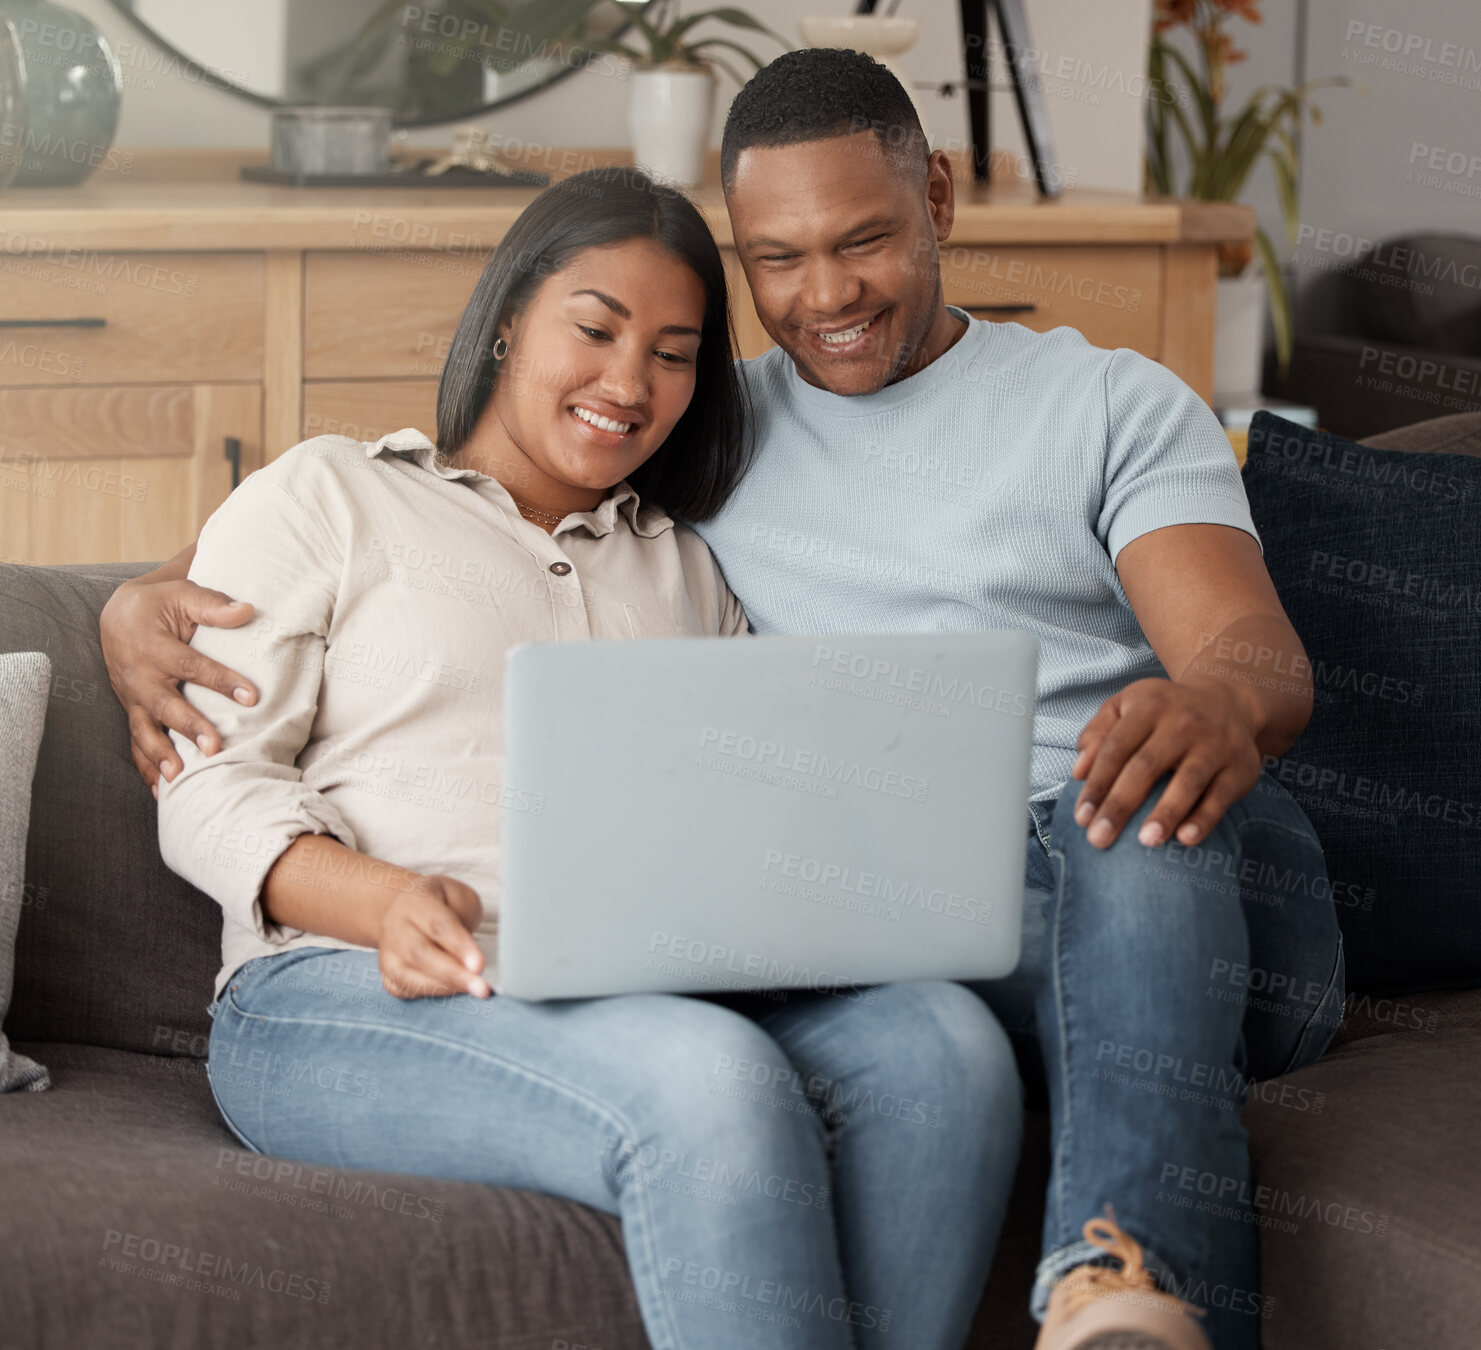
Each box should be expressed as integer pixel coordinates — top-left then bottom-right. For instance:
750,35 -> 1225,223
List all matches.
157,430 -> 749,996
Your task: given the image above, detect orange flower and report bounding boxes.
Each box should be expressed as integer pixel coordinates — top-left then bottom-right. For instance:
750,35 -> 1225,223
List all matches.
1209,30 -> 1249,66
1216,0 -> 1263,22
1153,0 -> 1197,33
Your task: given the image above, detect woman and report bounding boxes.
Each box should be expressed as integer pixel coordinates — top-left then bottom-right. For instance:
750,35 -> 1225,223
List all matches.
156,168 -> 1022,1350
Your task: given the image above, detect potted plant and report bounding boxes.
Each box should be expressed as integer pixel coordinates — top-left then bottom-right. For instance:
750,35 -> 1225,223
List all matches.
581,2 -> 787,186
1145,0 -> 1348,390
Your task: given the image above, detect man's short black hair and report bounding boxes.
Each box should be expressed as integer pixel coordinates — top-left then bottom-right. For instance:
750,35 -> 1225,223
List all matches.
720,47 -> 928,192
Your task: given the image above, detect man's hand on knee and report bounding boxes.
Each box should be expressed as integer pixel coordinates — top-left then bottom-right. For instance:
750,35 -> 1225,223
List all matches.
1068,676 -> 1263,850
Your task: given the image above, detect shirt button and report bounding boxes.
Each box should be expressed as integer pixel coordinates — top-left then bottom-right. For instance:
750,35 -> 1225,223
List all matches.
549,561 -> 572,576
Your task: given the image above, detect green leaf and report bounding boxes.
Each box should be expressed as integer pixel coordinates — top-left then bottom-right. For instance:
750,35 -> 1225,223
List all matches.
1158,39 -> 1216,149
1253,225 -> 1295,375
498,0 -> 607,49
702,52 -> 750,86
667,8 -> 787,46
1267,127 -> 1301,246
684,35 -> 768,70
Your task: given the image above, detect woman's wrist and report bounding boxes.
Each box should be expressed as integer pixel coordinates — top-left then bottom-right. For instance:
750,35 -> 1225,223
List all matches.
263,835 -> 424,951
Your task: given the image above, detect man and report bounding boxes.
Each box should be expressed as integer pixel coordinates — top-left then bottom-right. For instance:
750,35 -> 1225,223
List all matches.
102,49 -> 1342,1350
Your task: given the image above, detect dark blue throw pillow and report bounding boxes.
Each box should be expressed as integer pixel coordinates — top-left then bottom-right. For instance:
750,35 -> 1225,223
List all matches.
1242,412 -> 1481,993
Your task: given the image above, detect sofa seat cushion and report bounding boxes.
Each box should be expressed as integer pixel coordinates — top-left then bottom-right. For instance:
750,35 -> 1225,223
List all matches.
1243,989 -> 1481,1349
2,1041 -> 648,1350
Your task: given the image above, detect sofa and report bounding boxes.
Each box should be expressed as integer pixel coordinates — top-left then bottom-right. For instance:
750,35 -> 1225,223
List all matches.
3,414 -> 1480,1350
1264,232 -> 1481,440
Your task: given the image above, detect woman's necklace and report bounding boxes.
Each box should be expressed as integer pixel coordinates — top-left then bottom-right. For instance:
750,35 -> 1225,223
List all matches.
511,497 -> 565,527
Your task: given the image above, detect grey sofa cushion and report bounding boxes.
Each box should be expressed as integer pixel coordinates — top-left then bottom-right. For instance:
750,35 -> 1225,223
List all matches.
3,1041 -> 649,1350
1245,988 -> 1481,1348
0,652 -> 51,1091
0,563 -> 222,1057
1362,410 -> 1481,457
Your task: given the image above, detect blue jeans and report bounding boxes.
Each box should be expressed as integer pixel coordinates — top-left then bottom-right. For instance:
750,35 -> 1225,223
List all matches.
968,770 -> 1345,1350
207,952 -> 1023,1350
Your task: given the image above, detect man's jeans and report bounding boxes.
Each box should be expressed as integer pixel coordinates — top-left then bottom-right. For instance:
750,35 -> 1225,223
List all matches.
968,769 -> 1345,1350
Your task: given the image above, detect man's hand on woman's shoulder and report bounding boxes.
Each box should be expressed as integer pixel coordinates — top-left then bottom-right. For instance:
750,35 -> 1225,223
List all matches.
99,547 -> 258,792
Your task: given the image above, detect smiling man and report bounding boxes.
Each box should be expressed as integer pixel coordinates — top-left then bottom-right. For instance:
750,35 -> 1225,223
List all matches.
98,47 -> 1343,1350
681,50 -> 1345,1350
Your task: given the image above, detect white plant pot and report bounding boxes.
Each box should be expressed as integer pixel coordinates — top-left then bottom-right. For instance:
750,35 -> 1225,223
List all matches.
798,15 -> 930,142
1213,273 -> 1267,399
629,67 -> 714,187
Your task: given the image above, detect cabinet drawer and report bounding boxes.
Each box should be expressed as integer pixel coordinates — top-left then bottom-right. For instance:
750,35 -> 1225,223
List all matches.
301,379 -> 439,452
0,253 -> 264,386
305,252 -> 488,380
0,383 -> 262,565
940,246 -> 1162,356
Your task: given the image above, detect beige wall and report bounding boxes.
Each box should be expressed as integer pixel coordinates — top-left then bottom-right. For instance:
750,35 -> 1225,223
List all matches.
75,0 -> 1154,192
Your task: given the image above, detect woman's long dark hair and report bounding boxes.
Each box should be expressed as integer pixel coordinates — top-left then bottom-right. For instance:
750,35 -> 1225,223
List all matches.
436,166 -> 752,522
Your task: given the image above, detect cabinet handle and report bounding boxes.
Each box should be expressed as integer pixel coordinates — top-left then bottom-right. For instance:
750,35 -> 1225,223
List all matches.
962,304 -> 1038,316
0,317 -> 107,328
224,437 -> 242,490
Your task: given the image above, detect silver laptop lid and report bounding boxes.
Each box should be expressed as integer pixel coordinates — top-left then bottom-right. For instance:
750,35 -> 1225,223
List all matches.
498,631 -> 1037,1000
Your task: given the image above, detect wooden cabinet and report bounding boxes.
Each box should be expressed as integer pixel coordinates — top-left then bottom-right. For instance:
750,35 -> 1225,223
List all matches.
1,243 -> 265,563
0,383 -> 262,565
939,245 -> 1163,355
304,250 -> 485,379
0,252 -> 264,387
0,149 -> 1252,564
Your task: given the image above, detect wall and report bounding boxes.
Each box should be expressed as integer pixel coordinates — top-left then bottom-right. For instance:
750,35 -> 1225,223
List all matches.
65,0 -> 1153,193
1165,0 -> 1481,329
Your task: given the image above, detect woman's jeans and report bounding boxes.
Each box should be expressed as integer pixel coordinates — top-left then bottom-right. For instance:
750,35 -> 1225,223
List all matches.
207,955 -> 1024,1350
968,770 -> 1346,1350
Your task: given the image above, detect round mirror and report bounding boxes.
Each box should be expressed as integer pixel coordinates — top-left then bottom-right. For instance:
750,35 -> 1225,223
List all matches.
106,1 -> 650,125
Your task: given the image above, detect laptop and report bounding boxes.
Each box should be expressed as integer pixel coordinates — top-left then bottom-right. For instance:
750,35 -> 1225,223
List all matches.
492,631 -> 1038,1000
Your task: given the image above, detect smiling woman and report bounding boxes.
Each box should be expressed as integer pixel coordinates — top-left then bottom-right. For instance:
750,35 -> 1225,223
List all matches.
435,165 -> 751,525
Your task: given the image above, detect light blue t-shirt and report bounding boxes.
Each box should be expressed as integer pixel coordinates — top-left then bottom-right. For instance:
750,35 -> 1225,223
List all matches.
688,312 -> 1259,801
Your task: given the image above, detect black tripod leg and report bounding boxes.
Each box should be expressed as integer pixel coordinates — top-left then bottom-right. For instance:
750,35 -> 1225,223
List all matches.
958,0 -> 991,182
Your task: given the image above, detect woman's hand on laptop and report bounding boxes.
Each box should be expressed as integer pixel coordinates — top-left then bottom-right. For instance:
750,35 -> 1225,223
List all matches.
377,874 -> 493,1001
100,557 -> 258,792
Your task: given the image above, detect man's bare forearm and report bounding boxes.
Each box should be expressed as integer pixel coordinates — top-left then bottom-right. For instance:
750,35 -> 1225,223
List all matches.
261,833 -> 424,947
139,541 -> 196,586
1178,613 -> 1314,757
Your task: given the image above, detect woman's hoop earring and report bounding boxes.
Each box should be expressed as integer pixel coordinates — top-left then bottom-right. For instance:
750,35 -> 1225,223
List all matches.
492,338 -> 509,361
